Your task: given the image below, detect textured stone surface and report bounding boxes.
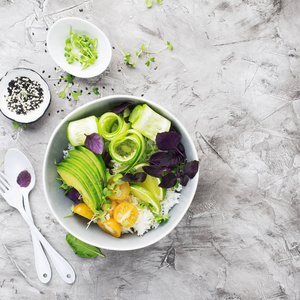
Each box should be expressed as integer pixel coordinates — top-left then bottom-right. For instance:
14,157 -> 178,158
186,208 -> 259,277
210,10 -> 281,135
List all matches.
1,0 -> 300,299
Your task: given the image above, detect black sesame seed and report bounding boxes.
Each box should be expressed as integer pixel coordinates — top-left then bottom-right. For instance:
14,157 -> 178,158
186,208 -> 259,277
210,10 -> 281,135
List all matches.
42,70 -> 45,73
32,32 -> 34,35
85,87 -> 88,90
112,46 -> 115,49
103,86 -> 105,89
48,113 -> 50,116
48,75 -> 51,78
46,28 -> 49,31
57,110 -> 59,113
6,76 -> 44,115
79,8 -> 83,12
118,69 -> 121,72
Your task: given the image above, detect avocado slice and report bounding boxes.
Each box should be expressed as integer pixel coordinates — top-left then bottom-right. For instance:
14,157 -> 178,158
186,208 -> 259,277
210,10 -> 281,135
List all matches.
77,146 -> 107,186
62,156 -> 104,208
69,149 -> 104,188
56,164 -> 99,213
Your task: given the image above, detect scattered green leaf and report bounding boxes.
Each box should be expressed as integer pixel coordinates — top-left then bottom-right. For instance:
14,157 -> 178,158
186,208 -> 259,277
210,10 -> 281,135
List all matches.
92,87 -> 99,95
66,233 -> 105,258
71,90 -> 82,101
66,73 -> 75,84
58,90 -> 66,99
12,121 -> 27,130
120,40 -> 173,68
146,0 -> 153,7
146,0 -> 162,7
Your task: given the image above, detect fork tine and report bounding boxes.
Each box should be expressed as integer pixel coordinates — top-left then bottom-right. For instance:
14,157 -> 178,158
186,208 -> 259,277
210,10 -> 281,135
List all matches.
0,172 -> 11,190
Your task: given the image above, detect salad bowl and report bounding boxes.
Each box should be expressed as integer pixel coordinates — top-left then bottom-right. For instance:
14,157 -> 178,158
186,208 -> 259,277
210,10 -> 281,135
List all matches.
43,95 -> 199,251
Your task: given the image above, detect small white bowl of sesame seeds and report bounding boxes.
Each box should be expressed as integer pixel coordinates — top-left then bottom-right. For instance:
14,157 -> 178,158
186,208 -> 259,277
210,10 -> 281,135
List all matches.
0,68 -> 51,124
47,17 -> 112,78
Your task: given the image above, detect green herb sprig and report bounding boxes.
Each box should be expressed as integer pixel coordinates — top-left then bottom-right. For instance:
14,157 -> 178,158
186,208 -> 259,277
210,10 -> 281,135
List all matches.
120,41 -> 173,68
146,0 -> 162,8
12,121 -> 27,130
58,73 -> 82,101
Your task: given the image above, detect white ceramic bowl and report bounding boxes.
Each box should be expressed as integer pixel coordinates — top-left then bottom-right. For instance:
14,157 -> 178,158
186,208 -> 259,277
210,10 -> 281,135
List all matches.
47,17 -> 112,78
0,68 -> 51,123
43,95 -> 199,251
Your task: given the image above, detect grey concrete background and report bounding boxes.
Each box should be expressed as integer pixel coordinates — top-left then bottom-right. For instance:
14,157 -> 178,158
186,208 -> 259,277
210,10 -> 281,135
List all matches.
1,0 -> 300,299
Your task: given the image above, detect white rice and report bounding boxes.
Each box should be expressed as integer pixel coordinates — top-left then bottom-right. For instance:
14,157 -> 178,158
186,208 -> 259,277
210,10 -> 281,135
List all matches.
63,144 -> 75,159
120,187 -> 182,236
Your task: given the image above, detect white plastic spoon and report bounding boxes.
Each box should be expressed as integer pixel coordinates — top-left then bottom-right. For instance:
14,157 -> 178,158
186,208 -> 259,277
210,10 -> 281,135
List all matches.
4,148 -> 76,284
4,148 -> 52,283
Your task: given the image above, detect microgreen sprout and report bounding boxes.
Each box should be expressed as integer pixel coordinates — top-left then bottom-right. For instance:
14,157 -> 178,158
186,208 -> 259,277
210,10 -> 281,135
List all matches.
58,73 -> 82,101
12,121 -> 27,130
86,87 -> 100,96
120,40 -> 173,68
146,0 -> 162,8
64,27 -> 98,70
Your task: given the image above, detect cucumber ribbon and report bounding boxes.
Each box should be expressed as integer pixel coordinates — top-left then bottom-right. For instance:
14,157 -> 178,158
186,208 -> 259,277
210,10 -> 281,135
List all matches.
109,129 -> 145,173
98,112 -> 130,140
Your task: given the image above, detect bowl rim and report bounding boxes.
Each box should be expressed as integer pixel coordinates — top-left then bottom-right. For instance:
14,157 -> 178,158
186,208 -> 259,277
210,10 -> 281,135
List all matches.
47,16 -> 112,78
43,95 -> 199,251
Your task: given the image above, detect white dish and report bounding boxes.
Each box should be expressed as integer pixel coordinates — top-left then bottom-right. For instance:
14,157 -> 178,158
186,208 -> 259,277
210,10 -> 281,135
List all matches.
0,68 -> 51,123
43,95 -> 199,251
47,17 -> 112,78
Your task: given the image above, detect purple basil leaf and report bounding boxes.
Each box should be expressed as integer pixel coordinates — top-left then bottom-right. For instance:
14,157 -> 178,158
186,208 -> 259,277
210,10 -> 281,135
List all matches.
148,151 -> 166,165
17,170 -> 31,187
156,132 -> 181,151
66,188 -> 81,205
143,165 -> 166,178
175,167 -> 182,178
177,143 -> 186,156
180,175 -> 189,186
122,172 -> 147,182
160,149 -> 185,167
109,102 -> 133,114
102,151 -> 112,169
84,133 -> 104,154
159,173 -> 178,189
183,160 -> 199,179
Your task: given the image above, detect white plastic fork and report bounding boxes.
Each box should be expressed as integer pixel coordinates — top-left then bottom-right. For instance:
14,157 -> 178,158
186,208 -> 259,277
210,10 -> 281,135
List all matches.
0,172 -> 76,284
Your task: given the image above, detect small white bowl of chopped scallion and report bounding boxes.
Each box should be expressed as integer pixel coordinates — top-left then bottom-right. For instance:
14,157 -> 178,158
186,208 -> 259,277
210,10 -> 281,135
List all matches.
47,17 -> 112,78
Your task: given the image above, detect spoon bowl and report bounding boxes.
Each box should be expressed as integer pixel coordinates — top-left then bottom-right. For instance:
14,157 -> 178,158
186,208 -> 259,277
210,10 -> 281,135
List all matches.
5,148 -> 36,193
